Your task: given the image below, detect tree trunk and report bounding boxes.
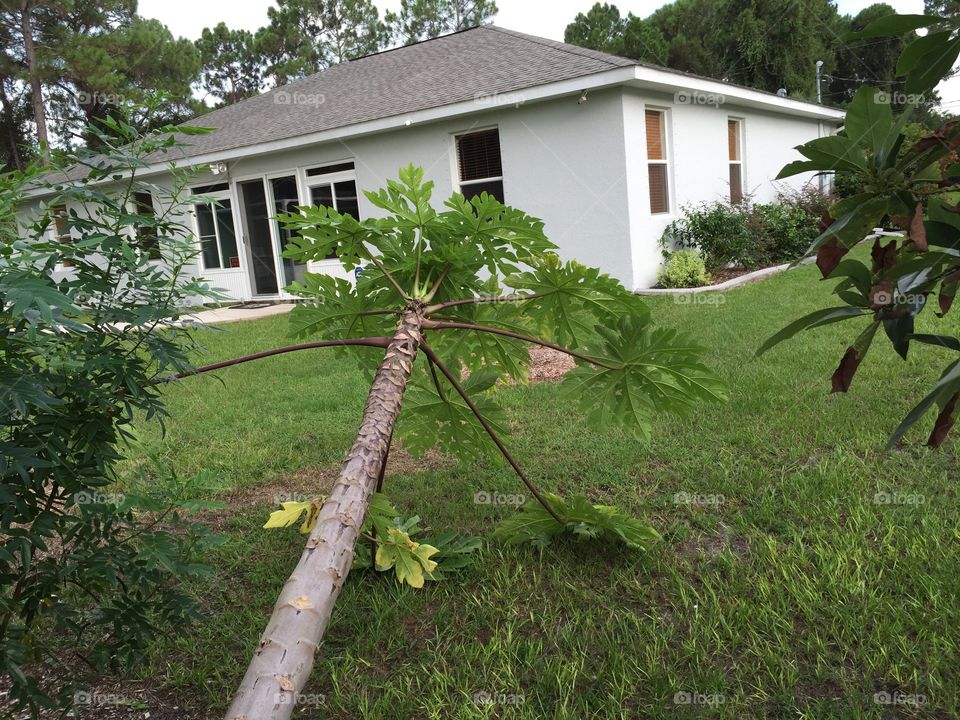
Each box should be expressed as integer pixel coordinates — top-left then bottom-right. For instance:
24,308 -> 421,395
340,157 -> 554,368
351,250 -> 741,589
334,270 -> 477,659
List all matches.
225,306 -> 423,720
19,0 -> 49,157
0,77 -> 23,171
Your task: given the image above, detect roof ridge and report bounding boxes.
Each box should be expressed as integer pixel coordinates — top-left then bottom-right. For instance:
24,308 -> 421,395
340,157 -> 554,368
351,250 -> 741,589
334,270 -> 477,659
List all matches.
481,25 -> 634,69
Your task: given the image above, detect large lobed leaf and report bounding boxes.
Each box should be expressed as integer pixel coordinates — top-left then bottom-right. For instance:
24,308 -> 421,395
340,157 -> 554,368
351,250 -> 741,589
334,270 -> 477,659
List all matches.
494,492 -> 661,550
561,315 -> 726,442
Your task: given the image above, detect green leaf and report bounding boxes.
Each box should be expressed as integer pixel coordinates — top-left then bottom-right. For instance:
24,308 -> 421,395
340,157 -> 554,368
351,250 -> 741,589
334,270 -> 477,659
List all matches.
898,31 -> 954,75
280,204 -> 382,271
506,258 -> 647,348
795,136 -> 869,174
399,365 -> 508,458
757,306 -> 869,356
888,359 -> 960,448
286,274 -> 395,340
561,315 -> 726,442
776,160 -> 825,180
494,493 -> 661,550
806,196 -> 889,255
910,334 -> 960,352
844,86 -> 894,157
906,36 -> 960,95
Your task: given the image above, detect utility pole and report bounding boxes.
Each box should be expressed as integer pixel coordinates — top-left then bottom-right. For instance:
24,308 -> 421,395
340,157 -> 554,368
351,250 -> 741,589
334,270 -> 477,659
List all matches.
815,60 -> 824,104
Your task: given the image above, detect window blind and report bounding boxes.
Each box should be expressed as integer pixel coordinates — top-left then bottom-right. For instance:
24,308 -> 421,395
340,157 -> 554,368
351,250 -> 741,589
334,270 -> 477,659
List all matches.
645,110 -> 664,161
457,129 -> 502,182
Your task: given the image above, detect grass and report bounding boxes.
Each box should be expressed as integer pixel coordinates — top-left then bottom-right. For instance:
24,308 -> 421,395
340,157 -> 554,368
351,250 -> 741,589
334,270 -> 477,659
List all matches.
126,257 -> 959,719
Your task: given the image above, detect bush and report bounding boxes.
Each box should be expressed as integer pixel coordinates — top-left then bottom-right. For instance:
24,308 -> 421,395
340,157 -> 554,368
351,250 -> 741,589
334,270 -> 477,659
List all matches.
1,114 -> 222,713
657,250 -> 710,288
661,189 -> 829,270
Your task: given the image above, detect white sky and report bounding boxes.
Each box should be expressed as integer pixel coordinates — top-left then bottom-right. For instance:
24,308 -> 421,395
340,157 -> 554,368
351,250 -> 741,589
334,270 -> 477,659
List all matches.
138,0 -> 960,106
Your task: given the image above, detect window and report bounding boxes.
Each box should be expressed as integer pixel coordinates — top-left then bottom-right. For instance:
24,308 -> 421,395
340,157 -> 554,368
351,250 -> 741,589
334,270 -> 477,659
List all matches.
728,119 -> 744,204
305,163 -> 361,259
49,204 -> 73,267
455,128 -> 504,202
130,191 -> 160,260
192,185 -> 239,270
646,110 -> 669,214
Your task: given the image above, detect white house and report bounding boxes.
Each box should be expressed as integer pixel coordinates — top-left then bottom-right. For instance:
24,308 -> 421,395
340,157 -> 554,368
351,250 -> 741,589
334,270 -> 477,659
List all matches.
34,25 -> 844,297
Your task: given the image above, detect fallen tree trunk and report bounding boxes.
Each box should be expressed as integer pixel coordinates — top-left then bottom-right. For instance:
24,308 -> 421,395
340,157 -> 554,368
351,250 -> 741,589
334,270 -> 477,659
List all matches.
225,306 -> 423,720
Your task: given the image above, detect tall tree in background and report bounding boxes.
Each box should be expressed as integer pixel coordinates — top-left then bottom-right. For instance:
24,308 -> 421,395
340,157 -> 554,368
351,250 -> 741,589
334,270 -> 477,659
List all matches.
387,0 -> 497,45
196,22 -> 264,106
253,0 -> 389,87
828,3 -> 912,105
565,0 -> 913,104
564,3 -> 667,65
0,0 -> 198,151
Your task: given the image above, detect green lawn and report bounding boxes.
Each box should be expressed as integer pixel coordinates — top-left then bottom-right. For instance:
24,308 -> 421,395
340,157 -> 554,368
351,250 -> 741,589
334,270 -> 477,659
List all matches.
127,259 -> 959,719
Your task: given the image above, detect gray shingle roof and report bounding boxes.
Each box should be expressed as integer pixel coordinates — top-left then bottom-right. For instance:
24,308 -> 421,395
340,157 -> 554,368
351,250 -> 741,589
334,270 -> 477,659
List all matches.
176,25 -> 636,158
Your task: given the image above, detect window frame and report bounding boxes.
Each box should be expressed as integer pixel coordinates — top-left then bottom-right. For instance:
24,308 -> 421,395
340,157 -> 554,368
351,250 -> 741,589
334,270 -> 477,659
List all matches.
47,203 -> 73,268
128,191 -> 161,261
190,184 -> 239,272
452,126 -> 504,202
301,161 -> 361,261
644,108 -> 672,215
728,117 -> 745,205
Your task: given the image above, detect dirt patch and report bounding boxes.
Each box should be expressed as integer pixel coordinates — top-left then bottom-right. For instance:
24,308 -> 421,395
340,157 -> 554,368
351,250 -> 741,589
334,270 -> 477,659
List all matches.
527,347 -> 575,383
0,676 -> 210,720
677,525 -> 750,562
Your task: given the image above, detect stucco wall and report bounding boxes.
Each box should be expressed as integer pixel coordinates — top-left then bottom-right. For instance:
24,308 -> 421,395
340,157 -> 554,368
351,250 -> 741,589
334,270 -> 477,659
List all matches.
623,87 -> 833,288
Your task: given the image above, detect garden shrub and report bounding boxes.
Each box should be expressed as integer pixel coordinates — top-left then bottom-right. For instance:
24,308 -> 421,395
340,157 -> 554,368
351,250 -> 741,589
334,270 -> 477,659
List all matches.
662,188 -> 829,270
657,250 -> 710,288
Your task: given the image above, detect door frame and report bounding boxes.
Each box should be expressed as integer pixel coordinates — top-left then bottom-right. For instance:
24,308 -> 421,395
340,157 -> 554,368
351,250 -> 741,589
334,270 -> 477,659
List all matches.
233,170 -> 299,298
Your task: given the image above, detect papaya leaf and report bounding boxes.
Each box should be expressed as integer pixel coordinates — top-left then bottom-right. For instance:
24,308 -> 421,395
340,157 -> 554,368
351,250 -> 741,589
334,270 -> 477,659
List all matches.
562,315 -> 726,442
374,528 -> 439,589
263,499 -> 325,534
494,493 -> 661,550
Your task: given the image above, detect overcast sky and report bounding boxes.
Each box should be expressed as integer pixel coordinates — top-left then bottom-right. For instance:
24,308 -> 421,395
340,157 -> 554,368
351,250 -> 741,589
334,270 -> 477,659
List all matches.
138,0 -> 960,106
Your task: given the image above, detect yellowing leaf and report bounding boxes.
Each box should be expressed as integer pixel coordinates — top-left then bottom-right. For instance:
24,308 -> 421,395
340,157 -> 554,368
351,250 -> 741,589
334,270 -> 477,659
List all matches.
263,501 -> 313,530
262,498 -> 326,534
373,528 -> 439,589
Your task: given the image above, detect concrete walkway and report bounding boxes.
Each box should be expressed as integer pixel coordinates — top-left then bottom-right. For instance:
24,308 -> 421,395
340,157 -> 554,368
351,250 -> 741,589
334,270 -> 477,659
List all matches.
185,302 -> 296,326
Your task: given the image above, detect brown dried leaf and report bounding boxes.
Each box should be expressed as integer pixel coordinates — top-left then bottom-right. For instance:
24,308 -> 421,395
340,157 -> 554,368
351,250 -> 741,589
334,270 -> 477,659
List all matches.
927,392 -> 959,448
871,239 -> 898,273
909,203 -> 927,252
869,280 -> 894,310
831,347 -> 863,393
817,238 -> 849,277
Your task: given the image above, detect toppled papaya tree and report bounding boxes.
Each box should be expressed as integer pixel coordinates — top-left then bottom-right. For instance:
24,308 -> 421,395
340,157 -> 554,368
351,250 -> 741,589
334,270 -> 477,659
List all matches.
759,12 -> 960,448
174,166 -> 726,719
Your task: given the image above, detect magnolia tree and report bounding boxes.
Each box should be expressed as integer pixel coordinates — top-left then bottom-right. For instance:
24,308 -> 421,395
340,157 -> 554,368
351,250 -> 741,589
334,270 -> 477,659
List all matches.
760,11 -> 960,447
203,166 -> 727,718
